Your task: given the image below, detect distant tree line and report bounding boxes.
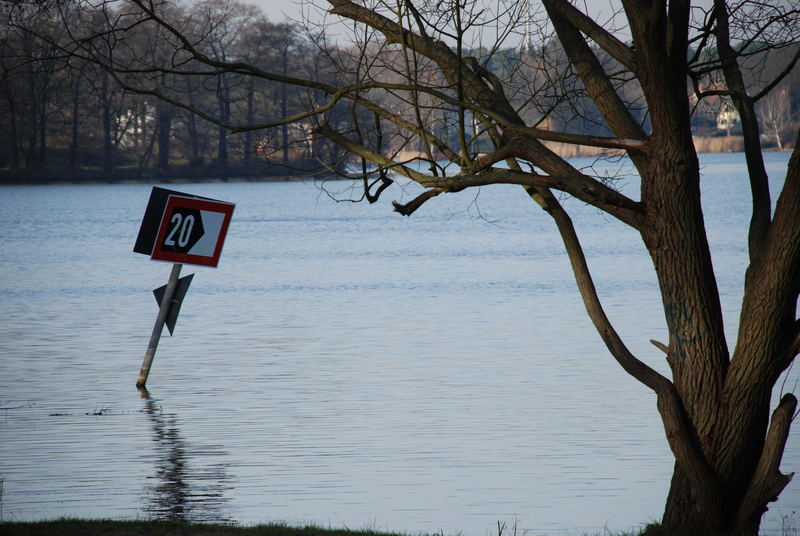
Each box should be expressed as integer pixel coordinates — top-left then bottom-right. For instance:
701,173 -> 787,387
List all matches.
1,0 -> 797,181
0,0 -> 345,179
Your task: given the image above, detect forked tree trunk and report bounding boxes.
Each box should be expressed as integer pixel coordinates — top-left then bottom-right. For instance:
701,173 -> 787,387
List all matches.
659,412 -> 766,536
660,390 -> 796,536
534,134 -> 798,535
642,135 -> 800,535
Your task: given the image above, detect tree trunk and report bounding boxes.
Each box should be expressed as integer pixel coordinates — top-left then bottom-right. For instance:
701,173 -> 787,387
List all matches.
182,77 -> 203,167
9,103 -> 20,170
100,72 -> 114,173
102,98 -> 113,172
281,50 -> 289,166
37,91 -> 47,167
25,69 -> 39,169
216,79 -> 229,170
217,124 -> 228,169
642,134 -> 800,535
139,117 -> 157,171
244,77 -> 254,167
659,391 -> 796,536
642,150 -> 733,535
22,50 -> 40,169
157,104 -> 172,171
103,100 -> 114,173
69,76 -> 81,170
185,111 -> 202,167
37,66 -> 50,168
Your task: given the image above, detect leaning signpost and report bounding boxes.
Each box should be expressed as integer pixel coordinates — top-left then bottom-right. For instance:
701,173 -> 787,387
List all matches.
133,187 -> 235,388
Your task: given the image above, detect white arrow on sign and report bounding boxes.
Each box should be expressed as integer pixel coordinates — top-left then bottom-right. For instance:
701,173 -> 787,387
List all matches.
188,210 -> 226,257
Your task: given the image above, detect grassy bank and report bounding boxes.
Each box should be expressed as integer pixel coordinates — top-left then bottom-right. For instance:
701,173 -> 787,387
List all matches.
0,520 -> 421,536
0,519 -> 735,536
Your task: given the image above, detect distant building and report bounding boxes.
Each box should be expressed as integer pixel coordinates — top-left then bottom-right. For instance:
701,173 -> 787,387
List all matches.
716,103 -> 739,134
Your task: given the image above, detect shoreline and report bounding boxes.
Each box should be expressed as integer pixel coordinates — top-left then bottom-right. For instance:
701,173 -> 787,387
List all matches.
0,171 -> 331,186
0,518 -> 652,536
1,140 -> 792,186
0,520 -> 420,536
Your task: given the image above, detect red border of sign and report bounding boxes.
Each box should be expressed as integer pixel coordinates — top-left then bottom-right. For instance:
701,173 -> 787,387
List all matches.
150,195 -> 235,268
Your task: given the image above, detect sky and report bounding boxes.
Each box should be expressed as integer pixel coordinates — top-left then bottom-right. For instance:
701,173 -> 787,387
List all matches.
244,0 -> 636,50
246,0 -> 717,25
244,0 -> 719,47
248,0 -> 321,23
246,0 -> 606,22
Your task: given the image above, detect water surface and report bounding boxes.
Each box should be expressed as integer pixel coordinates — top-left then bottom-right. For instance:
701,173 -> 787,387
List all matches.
1,152 -> 798,535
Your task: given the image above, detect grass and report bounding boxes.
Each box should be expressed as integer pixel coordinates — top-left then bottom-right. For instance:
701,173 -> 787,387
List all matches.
1,516 -> 795,536
0,519 -> 651,536
0,519 -> 421,536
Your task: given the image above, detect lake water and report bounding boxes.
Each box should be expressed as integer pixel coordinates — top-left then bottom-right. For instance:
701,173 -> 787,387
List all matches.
1,152 -> 798,535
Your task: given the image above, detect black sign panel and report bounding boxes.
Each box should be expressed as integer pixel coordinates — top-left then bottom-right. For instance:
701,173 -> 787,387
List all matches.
134,187 -> 215,256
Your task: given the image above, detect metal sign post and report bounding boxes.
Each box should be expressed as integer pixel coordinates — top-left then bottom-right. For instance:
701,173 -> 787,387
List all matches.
133,187 -> 235,388
137,263 -> 182,388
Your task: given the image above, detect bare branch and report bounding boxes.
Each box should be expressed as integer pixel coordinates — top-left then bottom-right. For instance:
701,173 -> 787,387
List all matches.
735,394 -> 798,526
651,339 -> 670,355
401,0 -> 430,40
364,173 -> 394,204
530,188 -> 660,390
424,168 -> 642,219
731,127 -> 800,382
667,0 -> 691,77
393,188 -> 445,216
542,0 -> 646,142
541,0 -> 636,71
314,113 -> 645,227
713,0 -> 772,263
505,124 -> 649,154
526,183 -> 724,522
313,122 -> 431,183
327,0 -> 522,125
752,46 -> 800,102
790,320 -> 800,361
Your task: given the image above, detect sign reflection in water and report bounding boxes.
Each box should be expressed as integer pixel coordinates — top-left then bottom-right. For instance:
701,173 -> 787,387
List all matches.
139,388 -> 233,523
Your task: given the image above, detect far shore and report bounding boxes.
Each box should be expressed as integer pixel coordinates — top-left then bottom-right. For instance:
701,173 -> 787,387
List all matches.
0,172 -> 320,186
1,136 -> 792,186
0,164 -> 331,186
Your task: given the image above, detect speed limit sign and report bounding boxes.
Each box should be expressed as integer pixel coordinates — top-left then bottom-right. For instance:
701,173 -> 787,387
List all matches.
150,195 -> 235,267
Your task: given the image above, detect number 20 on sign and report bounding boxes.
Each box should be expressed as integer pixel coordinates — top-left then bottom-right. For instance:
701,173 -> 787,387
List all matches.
151,195 -> 235,268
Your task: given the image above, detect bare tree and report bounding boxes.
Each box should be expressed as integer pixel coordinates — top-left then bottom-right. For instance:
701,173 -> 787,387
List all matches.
758,86 -> 794,150
34,0 -> 800,533
0,1 -> 65,169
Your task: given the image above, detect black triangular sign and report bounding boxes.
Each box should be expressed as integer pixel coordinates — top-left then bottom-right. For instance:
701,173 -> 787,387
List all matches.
153,273 -> 194,335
